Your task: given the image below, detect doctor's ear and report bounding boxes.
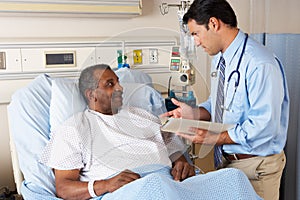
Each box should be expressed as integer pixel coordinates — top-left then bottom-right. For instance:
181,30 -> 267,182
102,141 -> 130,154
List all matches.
209,17 -> 219,30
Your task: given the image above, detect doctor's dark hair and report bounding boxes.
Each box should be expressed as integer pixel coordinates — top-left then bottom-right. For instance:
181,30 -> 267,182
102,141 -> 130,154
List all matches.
79,64 -> 112,103
183,0 -> 237,29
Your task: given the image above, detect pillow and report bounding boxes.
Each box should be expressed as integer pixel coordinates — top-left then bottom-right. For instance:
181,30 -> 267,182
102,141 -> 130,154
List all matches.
7,74 -> 57,197
115,67 -> 153,87
49,78 -> 86,132
115,68 -> 167,116
121,82 -> 167,116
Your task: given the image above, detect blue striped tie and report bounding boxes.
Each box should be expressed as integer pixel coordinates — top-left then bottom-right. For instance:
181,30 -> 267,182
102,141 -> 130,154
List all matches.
214,56 -> 225,168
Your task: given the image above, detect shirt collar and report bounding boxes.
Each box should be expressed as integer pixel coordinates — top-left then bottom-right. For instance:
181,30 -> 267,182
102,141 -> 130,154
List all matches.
222,30 -> 246,67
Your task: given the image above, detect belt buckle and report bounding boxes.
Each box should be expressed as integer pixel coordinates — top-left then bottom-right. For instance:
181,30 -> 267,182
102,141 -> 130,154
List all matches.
223,152 -> 238,161
224,153 -> 239,161
232,154 -> 239,160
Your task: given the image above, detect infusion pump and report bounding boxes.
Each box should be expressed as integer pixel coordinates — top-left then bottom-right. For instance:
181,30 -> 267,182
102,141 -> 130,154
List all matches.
169,46 -> 195,86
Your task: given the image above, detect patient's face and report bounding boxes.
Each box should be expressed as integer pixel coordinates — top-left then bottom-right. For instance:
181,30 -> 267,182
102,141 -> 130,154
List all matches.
93,69 -> 123,115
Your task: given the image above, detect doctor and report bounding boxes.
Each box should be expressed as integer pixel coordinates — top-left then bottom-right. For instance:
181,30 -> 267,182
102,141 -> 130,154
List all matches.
163,0 -> 289,200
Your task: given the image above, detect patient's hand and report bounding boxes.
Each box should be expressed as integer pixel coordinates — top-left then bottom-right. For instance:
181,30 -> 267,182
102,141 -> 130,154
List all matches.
103,169 -> 141,193
171,155 -> 195,181
55,168 -> 140,199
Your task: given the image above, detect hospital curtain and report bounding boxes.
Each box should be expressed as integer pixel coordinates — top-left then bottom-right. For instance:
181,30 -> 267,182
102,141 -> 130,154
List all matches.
262,33 -> 300,200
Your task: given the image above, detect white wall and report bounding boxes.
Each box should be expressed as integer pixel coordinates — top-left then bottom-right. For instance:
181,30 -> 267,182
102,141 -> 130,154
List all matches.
0,0 -> 299,192
0,1 -> 180,39
229,0 -> 300,34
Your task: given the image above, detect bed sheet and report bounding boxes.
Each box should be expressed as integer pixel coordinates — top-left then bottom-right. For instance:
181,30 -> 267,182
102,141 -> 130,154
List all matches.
8,74 -> 57,197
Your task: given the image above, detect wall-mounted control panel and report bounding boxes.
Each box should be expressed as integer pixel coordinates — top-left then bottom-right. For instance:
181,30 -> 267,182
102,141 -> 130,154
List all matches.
0,39 -> 177,82
45,51 -> 76,68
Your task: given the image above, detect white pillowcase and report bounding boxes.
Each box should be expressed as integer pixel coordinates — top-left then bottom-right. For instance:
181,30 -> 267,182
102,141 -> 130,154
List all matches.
115,67 -> 153,87
121,83 -> 167,116
49,78 -> 86,132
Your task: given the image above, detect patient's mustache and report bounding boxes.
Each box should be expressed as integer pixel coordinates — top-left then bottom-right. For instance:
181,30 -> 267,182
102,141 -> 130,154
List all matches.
112,90 -> 123,99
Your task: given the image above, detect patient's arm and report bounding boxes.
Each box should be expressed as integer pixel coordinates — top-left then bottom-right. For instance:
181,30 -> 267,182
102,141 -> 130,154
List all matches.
170,153 -> 195,181
162,131 -> 195,181
55,169 -> 140,200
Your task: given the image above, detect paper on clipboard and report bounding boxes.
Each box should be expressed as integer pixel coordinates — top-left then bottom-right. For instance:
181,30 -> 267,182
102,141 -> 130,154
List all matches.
160,117 -> 235,135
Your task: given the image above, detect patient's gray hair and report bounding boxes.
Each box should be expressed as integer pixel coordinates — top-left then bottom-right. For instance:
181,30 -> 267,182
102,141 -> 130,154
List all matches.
79,64 -> 112,103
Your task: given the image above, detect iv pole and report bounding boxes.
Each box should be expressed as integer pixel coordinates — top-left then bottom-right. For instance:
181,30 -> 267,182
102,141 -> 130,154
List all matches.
159,1 -> 191,16
159,1 -> 199,165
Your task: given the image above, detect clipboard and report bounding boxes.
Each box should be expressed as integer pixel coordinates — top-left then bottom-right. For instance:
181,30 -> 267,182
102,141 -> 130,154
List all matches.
160,117 -> 235,135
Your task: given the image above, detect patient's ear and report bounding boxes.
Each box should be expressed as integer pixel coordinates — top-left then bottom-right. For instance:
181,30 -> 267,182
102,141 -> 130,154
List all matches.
85,89 -> 96,102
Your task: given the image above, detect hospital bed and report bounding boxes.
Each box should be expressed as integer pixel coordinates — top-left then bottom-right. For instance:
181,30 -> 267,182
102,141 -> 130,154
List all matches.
7,68 -> 261,200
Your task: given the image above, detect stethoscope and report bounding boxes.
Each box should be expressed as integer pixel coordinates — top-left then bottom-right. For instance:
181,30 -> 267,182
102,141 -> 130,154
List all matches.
211,33 -> 249,112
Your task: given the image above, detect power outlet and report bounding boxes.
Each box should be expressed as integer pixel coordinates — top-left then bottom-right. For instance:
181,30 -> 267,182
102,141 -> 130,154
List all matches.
133,49 -> 143,64
0,52 -> 6,69
149,49 -> 158,64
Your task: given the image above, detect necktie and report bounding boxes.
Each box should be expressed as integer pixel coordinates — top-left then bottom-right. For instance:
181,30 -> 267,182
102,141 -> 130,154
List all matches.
214,56 -> 226,168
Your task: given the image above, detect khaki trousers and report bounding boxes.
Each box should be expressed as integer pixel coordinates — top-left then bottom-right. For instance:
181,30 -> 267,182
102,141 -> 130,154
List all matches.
223,151 -> 286,200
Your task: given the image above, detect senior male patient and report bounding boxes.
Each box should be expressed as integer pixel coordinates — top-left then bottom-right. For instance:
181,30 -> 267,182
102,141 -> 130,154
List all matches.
40,64 -> 195,200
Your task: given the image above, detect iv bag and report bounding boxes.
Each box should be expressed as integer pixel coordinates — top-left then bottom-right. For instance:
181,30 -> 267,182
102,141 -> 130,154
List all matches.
177,10 -> 196,62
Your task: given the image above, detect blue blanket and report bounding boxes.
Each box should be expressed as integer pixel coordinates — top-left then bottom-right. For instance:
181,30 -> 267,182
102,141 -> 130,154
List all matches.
21,167 -> 261,200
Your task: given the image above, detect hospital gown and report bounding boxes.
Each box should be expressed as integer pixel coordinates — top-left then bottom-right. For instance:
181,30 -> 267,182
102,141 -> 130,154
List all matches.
39,107 -> 261,200
40,106 -> 185,181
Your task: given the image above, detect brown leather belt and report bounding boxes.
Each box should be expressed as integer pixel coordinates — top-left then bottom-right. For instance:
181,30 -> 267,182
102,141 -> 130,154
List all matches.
223,153 -> 257,161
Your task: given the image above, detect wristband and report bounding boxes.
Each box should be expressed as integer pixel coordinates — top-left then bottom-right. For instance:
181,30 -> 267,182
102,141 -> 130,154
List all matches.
88,180 -> 97,198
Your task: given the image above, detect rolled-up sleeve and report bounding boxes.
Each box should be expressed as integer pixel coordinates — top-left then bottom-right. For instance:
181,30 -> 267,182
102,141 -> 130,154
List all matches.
198,96 -> 212,114
225,61 -> 287,155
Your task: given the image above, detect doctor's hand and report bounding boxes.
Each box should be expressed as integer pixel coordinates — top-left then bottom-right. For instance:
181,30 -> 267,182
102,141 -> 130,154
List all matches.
171,155 -> 195,181
161,98 -> 197,120
176,129 -> 235,146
